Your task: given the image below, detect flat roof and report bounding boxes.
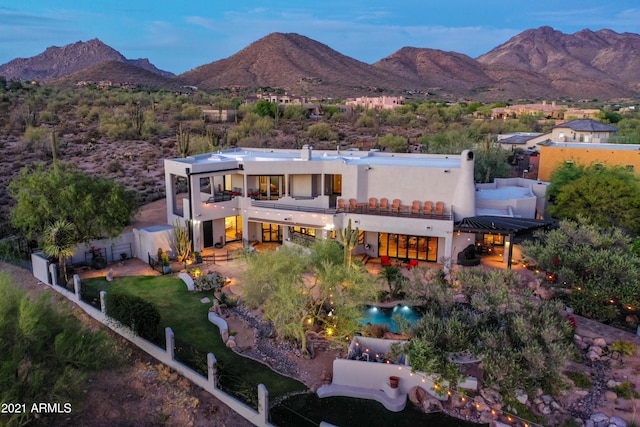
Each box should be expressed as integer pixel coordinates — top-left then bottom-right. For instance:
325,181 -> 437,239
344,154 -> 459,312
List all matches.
476,186 -> 533,200
540,142 -> 640,151
172,148 -> 465,168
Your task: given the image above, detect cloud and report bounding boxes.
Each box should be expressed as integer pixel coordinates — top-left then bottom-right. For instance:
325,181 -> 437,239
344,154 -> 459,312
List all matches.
185,16 -> 217,31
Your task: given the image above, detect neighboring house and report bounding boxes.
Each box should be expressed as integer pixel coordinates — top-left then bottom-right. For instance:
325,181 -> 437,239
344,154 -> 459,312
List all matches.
345,96 -> 404,110
164,147 -> 550,269
491,100 -> 567,120
547,119 -> 618,143
202,109 -> 236,122
563,108 -> 600,120
245,93 -> 321,115
497,133 -> 545,151
537,142 -> 640,181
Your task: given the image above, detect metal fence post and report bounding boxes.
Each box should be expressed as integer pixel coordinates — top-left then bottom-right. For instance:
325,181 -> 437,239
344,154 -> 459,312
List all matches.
165,327 -> 175,360
73,274 -> 81,301
207,353 -> 217,389
100,291 -> 107,314
258,384 -> 269,425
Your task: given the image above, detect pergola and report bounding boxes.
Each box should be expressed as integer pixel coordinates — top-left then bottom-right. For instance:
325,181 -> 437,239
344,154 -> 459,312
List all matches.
453,216 -> 555,268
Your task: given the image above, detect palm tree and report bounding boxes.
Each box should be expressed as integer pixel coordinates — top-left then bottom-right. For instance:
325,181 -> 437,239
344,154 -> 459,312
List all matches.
43,219 -> 76,283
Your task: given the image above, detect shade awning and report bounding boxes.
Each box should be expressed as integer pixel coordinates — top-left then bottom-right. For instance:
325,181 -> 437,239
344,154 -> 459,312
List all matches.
454,216 -> 555,236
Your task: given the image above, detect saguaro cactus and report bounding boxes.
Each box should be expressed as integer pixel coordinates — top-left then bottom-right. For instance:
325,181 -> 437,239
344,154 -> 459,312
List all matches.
177,123 -> 190,157
337,218 -> 359,268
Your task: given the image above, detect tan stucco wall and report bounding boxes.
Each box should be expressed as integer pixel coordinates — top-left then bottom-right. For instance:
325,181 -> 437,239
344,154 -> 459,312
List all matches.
538,145 -> 640,181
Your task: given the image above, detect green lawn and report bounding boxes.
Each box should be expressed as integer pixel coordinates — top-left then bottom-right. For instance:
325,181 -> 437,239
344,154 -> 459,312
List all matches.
84,275 -> 306,404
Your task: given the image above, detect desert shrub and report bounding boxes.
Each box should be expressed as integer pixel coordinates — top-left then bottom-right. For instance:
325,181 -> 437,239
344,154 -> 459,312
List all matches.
0,273 -> 125,426
106,160 -> 124,174
38,110 -> 59,125
355,114 -> 375,128
611,339 -> 636,356
0,240 -> 21,262
305,122 -> 337,141
361,323 -> 388,338
613,380 -> 640,399
566,370 -> 592,388
21,125 -> 49,149
106,293 -> 161,340
175,105 -> 202,120
194,272 -> 227,292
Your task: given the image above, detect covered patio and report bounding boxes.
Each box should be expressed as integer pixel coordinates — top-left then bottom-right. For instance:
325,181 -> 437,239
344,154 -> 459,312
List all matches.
454,216 -> 555,269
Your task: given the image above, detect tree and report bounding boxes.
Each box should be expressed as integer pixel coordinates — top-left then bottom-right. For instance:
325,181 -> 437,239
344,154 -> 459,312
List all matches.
241,242 -> 377,355
43,219 -> 75,283
473,140 -> 513,183
548,164 -> 640,234
9,163 -> 139,243
377,133 -> 409,153
379,266 -> 406,299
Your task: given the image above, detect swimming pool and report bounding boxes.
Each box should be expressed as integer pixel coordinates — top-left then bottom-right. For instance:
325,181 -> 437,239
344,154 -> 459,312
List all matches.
362,305 -> 422,333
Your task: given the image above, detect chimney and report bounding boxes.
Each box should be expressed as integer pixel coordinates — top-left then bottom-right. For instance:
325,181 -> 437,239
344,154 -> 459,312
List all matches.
301,144 -> 312,161
552,101 -> 557,107
542,100 -> 547,105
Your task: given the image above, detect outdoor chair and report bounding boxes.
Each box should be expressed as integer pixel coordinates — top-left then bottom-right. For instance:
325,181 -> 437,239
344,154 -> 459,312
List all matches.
407,259 -> 419,269
410,200 -> 421,215
348,198 -> 358,212
423,201 -> 433,216
368,197 -> 378,212
390,199 -> 401,214
381,255 -> 392,267
379,198 -> 390,213
435,201 -> 445,216
337,198 -> 346,212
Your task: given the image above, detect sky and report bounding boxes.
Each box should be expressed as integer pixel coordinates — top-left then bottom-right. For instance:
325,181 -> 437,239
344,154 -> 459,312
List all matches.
1,1 -> 639,75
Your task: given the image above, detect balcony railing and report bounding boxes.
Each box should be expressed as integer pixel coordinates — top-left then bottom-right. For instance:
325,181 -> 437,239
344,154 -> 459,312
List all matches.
250,200 -> 452,221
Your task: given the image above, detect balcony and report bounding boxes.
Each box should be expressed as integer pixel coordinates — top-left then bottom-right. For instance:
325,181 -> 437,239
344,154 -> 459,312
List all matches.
250,200 -> 452,221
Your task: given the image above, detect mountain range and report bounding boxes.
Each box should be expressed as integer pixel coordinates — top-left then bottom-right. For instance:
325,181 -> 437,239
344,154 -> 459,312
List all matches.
2,26 -> 639,101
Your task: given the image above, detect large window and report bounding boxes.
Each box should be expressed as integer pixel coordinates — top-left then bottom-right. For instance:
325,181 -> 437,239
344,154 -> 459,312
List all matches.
378,233 -> 437,262
225,215 -> 243,242
262,223 -> 282,242
259,175 -> 284,200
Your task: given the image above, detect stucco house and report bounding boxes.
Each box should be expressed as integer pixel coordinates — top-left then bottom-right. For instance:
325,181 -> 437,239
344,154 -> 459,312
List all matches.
345,96 -> 405,110
163,146 -> 550,269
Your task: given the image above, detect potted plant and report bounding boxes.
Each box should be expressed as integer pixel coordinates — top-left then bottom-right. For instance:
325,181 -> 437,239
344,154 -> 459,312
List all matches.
161,253 -> 171,274
389,375 -> 400,389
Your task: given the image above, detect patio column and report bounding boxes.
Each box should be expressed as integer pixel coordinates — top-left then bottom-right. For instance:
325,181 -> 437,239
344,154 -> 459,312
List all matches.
505,234 -> 513,269
443,231 -> 453,275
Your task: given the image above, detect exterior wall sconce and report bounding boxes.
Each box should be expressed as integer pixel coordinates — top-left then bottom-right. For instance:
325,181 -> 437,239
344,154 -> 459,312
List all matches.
443,169 -> 450,173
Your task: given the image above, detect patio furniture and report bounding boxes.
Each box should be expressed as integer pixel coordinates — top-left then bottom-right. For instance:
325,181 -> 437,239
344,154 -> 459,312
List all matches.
435,201 -> 445,216
337,198 -> 346,212
379,198 -> 390,213
349,198 -> 358,212
390,199 -> 401,214
368,197 -> 378,212
410,200 -> 421,215
407,259 -> 419,269
423,201 -> 433,216
381,255 -> 392,267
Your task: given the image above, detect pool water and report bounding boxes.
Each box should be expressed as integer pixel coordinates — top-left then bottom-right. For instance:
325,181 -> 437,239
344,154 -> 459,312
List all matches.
362,305 -> 422,333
